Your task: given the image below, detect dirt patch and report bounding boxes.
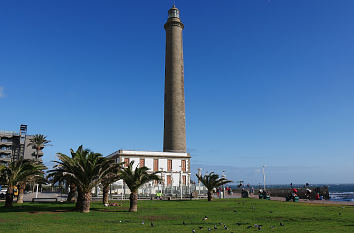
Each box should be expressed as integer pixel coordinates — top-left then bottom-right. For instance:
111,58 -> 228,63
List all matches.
0,218 -> 8,223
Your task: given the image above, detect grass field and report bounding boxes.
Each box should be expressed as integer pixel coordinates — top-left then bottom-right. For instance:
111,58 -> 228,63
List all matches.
0,198 -> 353,232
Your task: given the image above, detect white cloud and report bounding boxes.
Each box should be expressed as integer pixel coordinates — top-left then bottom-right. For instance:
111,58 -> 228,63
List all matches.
0,86 -> 4,98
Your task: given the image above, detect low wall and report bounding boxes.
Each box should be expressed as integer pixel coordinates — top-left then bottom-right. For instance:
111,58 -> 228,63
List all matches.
234,186 -> 330,200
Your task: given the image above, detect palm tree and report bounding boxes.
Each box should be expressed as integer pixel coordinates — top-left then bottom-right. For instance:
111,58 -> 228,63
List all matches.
48,146 -> 119,213
196,172 -> 232,201
27,134 -> 51,161
101,162 -> 123,205
101,172 -> 121,205
17,175 -> 46,204
47,147 -> 82,203
119,161 -> 161,212
0,160 -> 46,207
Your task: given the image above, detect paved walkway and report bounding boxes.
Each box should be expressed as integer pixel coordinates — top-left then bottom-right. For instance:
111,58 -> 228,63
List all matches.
22,192 -> 67,202
215,193 -> 354,206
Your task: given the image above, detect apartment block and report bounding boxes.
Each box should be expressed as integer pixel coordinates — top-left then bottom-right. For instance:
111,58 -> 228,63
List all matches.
0,125 -> 43,165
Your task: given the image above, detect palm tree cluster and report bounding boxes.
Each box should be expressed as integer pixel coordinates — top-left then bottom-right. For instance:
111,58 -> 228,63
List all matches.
0,160 -> 46,207
196,172 -> 232,201
48,146 -> 160,213
1,142 -> 229,213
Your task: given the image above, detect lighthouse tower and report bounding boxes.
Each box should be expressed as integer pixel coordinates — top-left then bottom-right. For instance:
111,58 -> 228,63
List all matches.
163,5 -> 186,153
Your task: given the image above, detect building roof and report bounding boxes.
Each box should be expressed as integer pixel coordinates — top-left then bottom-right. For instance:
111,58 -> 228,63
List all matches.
107,150 -> 191,159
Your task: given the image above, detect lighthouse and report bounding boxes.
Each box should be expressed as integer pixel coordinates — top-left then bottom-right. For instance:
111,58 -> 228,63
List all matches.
163,5 -> 187,153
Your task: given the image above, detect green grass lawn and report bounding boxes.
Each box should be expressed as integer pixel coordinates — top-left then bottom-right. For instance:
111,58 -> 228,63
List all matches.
0,199 -> 353,232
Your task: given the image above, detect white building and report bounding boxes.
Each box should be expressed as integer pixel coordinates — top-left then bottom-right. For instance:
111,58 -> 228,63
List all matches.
107,150 -> 191,196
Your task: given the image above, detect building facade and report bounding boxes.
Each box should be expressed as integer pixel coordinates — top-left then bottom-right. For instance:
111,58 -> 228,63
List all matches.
0,125 -> 43,165
108,150 -> 191,195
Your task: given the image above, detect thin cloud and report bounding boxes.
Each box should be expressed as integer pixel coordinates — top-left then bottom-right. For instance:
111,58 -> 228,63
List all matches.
0,86 -> 4,98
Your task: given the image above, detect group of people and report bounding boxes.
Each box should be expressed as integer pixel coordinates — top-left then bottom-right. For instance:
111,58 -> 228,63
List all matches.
214,186 -> 233,198
288,182 -> 323,201
258,189 -> 270,199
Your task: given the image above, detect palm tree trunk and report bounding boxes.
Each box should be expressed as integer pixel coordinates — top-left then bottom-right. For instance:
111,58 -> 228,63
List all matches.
103,184 -> 109,205
207,190 -> 212,201
67,183 -> 77,202
81,192 -> 92,213
129,191 -> 138,212
75,190 -> 84,210
5,186 -> 14,207
17,183 -> 26,204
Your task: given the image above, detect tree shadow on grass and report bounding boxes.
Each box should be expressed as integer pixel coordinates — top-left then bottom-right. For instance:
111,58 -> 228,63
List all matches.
0,202 -> 76,213
89,207 -> 129,213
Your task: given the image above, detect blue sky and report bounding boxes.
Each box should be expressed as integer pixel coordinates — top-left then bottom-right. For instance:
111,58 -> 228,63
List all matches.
1,0 -> 354,184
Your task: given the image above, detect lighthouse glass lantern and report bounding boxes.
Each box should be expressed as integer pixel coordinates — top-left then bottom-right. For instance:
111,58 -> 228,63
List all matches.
168,7 -> 179,19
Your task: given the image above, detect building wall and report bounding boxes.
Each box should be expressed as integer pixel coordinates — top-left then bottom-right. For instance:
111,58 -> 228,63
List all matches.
110,152 -> 191,194
0,132 -> 43,164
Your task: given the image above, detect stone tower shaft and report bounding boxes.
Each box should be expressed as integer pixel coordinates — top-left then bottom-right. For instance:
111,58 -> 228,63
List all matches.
163,6 -> 186,153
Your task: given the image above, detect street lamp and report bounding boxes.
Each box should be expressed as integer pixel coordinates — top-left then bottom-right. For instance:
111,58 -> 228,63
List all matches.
160,168 -> 164,195
262,165 -> 266,191
222,170 -> 226,199
198,168 -> 202,195
179,170 -> 182,199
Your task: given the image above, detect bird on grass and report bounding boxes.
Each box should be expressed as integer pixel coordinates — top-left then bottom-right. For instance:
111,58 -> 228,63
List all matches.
192,229 -> 196,233
183,220 -> 186,225
141,221 -> 144,225
271,225 -> 275,229
233,210 -> 238,213
198,226 -> 203,229
214,225 -> 217,229
202,216 -> 208,221
247,225 -> 253,229
150,222 -> 154,227
224,225 -> 228,230
280,222 -> 284,226
208,228 -> 211,231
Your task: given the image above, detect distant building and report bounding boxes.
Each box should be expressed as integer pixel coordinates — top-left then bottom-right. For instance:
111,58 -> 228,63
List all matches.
0,125 -> 43,165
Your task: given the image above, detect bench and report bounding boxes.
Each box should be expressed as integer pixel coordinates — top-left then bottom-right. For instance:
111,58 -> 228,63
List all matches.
32,198 -> 58,202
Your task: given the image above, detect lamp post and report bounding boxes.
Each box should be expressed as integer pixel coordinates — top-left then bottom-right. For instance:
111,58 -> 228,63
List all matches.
262,165 -> 266,191
222,170 -> 226,199
180,170 -> 183,199
160,168 -> 164,195
198,168 -> 202,195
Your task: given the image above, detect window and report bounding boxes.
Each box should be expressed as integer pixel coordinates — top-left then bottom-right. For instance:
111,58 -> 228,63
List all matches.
167,159 -> 172,171
140,158 -> 145,167
154,159 -> 159,171
181,160 -> 186,172
182,175 -> 186,185
124,158 -> 130,167
167,175 -> 172,186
